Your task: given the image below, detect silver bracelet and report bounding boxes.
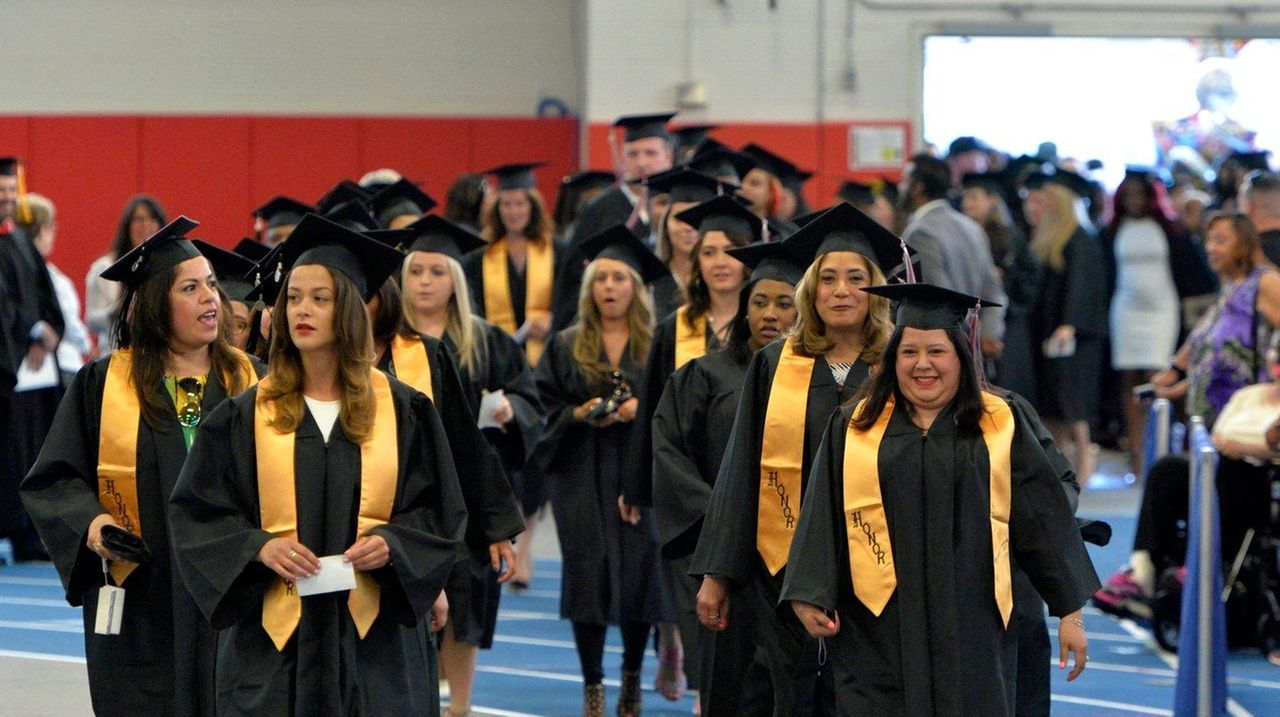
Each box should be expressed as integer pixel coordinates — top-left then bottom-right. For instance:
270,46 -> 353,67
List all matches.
1063,617 -> 1084,629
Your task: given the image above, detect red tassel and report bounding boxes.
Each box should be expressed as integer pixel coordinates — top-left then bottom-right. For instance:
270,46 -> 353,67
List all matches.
969,301 -> 987,388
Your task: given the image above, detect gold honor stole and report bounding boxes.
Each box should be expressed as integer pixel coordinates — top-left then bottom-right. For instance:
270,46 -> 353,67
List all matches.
756,337 -> 816,575
389,334 -> 434,401
256,369 -> 399,651
841,392 -> 1015,627
97,348 -> 256,586
673,306 -> 708,370
482,237 -> 553,366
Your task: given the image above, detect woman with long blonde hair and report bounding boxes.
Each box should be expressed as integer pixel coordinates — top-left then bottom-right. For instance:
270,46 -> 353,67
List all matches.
391,215 -> 542,717
1025,172 -> 1108,482
691,202 -> 904,716
528,225 -> 666,717
168,215 -> 466,715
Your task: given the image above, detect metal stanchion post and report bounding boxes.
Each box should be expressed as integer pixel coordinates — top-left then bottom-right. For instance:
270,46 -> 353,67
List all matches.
1153,398 -> 1171,459
1195,445 -> 1216,717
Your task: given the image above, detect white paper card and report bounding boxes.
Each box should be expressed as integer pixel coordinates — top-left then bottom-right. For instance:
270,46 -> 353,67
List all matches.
94,585 -> 125,635
15,352 -> 59,392
478,389 -> 506,430
294,555 -> 357,597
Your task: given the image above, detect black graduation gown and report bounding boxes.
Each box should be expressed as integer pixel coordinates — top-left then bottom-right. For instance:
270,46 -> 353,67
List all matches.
1033,227 -> 1108,422
551,188 -> 647,331
690,339 -> 866,717
377,332 -> 527,646
650,272 -> 685,323
462,238 -> 565,341
779,397 -> 1100,717
651,349 -> 752,712
530,328 -> 665,625
167,379 -> 467,717
625,309 -> 723,507
20,354 -> 264,717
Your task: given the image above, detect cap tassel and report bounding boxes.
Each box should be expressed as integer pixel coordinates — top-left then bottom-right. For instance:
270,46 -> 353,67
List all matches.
607,127 -> 624,179
761,218 -> 771,243
900,240 -> 916,284
15,162 -> 32,225
968,300 -> 988,388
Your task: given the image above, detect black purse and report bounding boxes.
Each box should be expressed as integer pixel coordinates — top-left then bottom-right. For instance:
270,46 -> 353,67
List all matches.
100,524 -> 152,565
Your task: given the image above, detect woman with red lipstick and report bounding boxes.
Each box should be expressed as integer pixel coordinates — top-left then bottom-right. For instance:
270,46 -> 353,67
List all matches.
782,282 -> 1098,717
22,217 -> 259,717
691,202 -> 905,716
651,239 -> 803,716
528,225 -> 667,717
167,215 -> 467,715
382,215 -> 539,717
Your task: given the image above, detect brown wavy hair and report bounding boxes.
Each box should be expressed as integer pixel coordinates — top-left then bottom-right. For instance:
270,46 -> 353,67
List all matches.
573,260 -> 654,388
261,266 -> 376,443
481,188 -> 555,245
120,260 -> 251,428
682,226 -> 752,331
788,252 -> 892,363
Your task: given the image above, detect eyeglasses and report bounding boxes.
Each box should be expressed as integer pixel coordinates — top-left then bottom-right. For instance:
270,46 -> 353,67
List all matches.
176,377 -> 204,428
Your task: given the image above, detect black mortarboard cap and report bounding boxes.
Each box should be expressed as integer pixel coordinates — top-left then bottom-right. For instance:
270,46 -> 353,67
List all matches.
100,216 -> 202,288
233,238 -> 272,262
640,168 -> 735,203
862,282 -> 1000,330
726,240 -> 807,286
675,195 -> 765,244
1228,150 -> 1271,173
322,200 -> 379,232
741,143 -> 797,179
314,180 -> 371,215
838,180 -> 878,206
792,209 -> 827,228
1023,171 -> 1051,190
562,170 -> 616,191
947,136 -> 991,156
960,172 -> 1004,191
398,215 -> 486,262
192,239 -> 257,302
252,195 -> 313,229
878,175 -> 900,206
672,124 -> 718,151
246,242 -> 285,306
686,143 -> 753,183
484,162 -> 546,191
780,202 -> 912,277
1045,169 -> 1095,199
270,214 -> 407,301
578,224 -> 669,284
780,168 -> 813,194
369,178 -> 438,229
613,112 -> 677,142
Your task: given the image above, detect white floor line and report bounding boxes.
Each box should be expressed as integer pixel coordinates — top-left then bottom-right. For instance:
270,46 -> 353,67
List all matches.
0,596 -> 75,608
0,619 -> 82,633
441,703 -> 543,717
1049,694 -> 1172,715
0,648 -> 85,664
496,610 -> 561,621
505,589 -> 560,599
0,576 -> 62,587
1115,618 -> 1257,717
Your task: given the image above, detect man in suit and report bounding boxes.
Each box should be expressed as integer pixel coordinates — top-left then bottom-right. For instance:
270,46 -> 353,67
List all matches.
550,112 -> 676,330
899,153 -> 1007,352
0,157 -> 62,561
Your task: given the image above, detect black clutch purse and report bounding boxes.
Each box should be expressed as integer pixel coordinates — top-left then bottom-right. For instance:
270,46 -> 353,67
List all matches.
585,370 -> 633,422
100,524 -> 152,564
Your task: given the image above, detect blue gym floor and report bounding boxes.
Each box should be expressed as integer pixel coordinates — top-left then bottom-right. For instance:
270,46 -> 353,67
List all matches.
1,517 -> 1278,715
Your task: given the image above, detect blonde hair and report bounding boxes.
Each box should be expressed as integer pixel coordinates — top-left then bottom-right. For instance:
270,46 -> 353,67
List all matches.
573,259 -> 654,387
262,266 -> 376,443
400,251 -> 486,376
16,192 -> 54,236
789,252 -> 892,364
1029,184 -> 1080,272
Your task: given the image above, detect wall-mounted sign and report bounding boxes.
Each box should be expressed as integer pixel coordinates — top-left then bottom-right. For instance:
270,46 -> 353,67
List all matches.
848,121 -> 912,171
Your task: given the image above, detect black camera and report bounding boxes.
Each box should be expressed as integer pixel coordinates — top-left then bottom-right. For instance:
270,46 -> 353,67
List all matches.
585,370 -> 633,422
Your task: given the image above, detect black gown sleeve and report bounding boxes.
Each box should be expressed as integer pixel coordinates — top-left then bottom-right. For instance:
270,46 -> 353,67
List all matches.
428,338 -> 524,549
778,405 -> 849,612
481,323 -> 544,471
1062,229 -> 1109,337
651,361 -> 712,558
1007,406 -> 1101,617
624,315 -> 677,506
20,361 -> 110,603
528,331 -> 580,481
689,345 -> 774,587
462,251 -> 487,319
1002,389 -> 1080,512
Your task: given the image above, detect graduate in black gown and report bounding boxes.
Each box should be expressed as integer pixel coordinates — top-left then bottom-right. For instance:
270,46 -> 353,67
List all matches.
782,283 -> 1099,717
385,215 -> 542,715
368,177 -> 437,230
652,240 -> 803,716
167,215 -> 466,716
529,225 -> 668,717
691,202 -> 910,717
22,217 -> 261,716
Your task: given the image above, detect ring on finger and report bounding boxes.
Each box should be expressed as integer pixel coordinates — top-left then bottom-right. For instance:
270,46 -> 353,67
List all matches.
288,549 -> 298,559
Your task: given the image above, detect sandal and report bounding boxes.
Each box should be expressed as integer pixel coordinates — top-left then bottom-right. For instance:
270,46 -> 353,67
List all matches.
654,646 -> 686,701
584,683 -> 606,717
618,669 -> 643,717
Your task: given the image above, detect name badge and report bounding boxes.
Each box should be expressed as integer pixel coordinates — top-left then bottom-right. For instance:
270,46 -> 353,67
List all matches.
94,585 -> 125,635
